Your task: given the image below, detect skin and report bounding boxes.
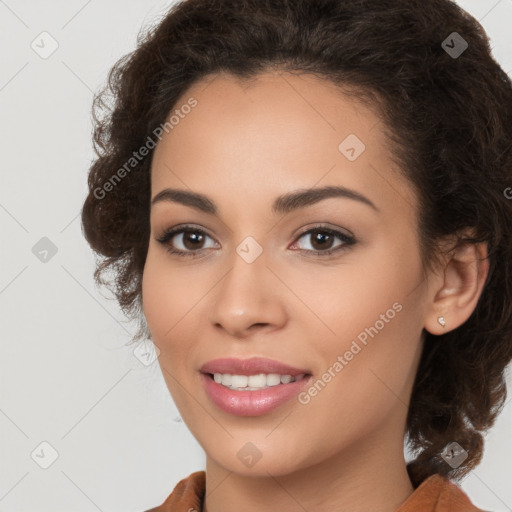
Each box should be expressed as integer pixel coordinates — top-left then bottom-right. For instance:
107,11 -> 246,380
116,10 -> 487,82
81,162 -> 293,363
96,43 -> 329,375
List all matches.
141,70 -> 489,512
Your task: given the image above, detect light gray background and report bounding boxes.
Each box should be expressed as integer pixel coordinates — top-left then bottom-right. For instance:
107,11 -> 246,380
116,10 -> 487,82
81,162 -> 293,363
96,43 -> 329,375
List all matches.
1,1 -> 511,511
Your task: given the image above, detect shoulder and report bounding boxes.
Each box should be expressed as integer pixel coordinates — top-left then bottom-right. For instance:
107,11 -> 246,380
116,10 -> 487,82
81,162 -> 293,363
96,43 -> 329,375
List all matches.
397,473 -> 491,512
143,471 -> 206,512
439,477 -> 492,512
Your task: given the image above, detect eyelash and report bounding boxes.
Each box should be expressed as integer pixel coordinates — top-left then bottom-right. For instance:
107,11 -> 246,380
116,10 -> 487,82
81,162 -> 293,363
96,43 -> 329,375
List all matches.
156,224 -> 356,259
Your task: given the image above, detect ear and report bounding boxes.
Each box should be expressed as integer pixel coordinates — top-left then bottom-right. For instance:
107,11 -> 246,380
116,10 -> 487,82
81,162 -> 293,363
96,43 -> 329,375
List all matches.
424,232 -> 490,336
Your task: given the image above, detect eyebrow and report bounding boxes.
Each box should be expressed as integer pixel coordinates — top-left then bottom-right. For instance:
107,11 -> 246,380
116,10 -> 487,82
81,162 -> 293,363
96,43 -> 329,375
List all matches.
151,185 -> 379,215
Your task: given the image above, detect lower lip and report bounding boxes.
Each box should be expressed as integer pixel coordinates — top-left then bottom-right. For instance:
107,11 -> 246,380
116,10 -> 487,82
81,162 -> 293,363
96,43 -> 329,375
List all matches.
200,373 -> 312,416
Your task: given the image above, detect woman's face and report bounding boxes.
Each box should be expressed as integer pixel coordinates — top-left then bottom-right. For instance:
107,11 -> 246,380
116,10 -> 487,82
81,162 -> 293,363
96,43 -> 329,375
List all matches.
142,70 -> 431,477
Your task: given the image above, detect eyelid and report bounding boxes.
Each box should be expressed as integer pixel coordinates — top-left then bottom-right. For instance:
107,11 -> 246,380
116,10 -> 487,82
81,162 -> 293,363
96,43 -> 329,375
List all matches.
155,224 -> 218,250
293,222 -> 355,240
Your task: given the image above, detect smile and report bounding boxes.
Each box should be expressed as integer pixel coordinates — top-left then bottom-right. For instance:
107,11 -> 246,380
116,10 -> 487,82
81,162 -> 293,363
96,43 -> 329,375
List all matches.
212,372 -> 306,390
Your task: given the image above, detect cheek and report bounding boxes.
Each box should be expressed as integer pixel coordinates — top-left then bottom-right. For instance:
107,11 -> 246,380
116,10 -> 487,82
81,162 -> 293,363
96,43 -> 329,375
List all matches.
288,305 -> 421,467
141,255 -> 168,338
327,241 -> 421,337
141,252 -> 197,401
291,244 -> 423,419
141,247 -> 197,339
141,248 -> 214,377
141,249 -> 188,346
286,247 -> 413,345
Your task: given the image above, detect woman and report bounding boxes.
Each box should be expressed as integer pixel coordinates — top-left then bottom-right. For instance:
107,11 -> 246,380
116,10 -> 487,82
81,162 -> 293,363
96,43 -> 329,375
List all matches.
81,0 -> 512,510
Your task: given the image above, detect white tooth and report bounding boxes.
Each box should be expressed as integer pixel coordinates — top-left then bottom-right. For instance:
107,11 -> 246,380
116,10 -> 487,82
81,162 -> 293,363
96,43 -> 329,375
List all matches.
221,374 -> 232,386
266,373 -> 281,386
217,373 -> 305,389
231,375 -> 248,388
248,374 -> 267,387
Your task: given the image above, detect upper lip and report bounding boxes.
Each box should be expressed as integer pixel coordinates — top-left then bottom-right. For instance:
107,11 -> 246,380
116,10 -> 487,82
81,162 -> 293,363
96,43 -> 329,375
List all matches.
200,357 -> 311,377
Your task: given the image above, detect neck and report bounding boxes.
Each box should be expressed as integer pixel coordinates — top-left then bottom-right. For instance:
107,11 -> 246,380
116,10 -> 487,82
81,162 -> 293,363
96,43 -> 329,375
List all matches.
203,415 -> 415,512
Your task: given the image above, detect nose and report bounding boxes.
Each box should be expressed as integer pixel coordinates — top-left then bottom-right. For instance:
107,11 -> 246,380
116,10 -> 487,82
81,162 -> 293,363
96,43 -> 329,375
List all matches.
208,249 -> 288,339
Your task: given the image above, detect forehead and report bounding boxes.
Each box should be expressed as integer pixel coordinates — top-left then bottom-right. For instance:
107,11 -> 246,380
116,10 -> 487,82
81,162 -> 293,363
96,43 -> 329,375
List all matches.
150,70 -> 415,215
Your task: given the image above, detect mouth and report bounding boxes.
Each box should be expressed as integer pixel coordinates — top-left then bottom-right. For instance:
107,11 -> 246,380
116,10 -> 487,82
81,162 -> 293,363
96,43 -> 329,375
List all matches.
204,371 -> 311,391
199,356 -> 311,378
200,369 -> 313,416
199,356 -> 313,415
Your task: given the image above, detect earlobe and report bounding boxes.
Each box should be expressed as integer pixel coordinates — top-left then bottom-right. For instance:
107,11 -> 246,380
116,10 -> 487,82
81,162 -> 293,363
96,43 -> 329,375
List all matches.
424,237 -> 489,336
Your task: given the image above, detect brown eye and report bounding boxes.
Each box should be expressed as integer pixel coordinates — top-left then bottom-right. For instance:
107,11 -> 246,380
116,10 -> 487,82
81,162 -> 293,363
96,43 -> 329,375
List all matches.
292,226 -> 356,256
156,225 -> 218,258
179,230 -> 206,250
309,230 -> 336,251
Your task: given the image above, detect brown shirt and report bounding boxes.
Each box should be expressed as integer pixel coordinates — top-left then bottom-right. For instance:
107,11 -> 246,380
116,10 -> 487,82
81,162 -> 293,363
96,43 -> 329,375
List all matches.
144,470 -> 487,512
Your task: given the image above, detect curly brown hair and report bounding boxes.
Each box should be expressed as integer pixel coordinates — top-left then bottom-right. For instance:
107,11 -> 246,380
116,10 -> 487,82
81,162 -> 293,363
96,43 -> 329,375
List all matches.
81,0 -> 512,488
